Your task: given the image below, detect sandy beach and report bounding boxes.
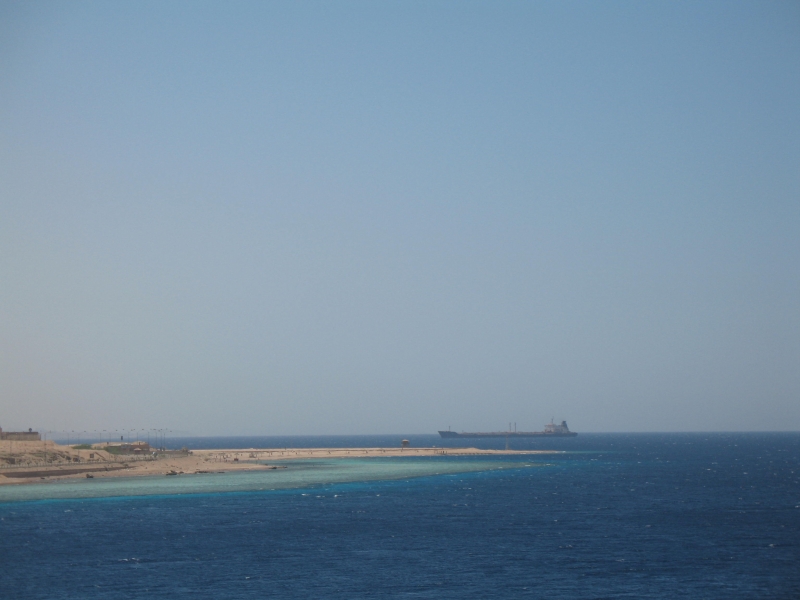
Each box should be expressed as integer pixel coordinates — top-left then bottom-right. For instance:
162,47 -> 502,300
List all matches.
0,440 -> 556,486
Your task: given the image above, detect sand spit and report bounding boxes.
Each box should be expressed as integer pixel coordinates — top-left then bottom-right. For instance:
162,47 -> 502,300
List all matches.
0,440 -> 557,486
191,447 -> 557,461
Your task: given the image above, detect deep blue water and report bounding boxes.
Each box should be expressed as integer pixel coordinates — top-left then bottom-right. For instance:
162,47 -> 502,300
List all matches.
1,433 -> 798,599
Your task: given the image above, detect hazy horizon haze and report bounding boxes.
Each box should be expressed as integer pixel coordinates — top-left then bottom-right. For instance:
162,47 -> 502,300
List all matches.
1,1 -> 798,435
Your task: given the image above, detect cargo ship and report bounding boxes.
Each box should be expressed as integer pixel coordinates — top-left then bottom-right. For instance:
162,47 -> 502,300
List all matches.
438,420 -> 577,438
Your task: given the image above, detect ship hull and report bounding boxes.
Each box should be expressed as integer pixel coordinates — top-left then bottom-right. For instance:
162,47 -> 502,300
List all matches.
438,431 -> 577,438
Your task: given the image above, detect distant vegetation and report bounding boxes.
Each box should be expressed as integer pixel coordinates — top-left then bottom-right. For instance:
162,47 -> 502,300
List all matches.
71,444 -> 93,450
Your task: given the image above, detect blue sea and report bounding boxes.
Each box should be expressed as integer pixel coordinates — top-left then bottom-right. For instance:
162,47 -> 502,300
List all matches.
1,433 -> 798,599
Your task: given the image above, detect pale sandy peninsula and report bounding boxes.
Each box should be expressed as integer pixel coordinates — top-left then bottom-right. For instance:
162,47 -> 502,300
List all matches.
0,440 -> 557,486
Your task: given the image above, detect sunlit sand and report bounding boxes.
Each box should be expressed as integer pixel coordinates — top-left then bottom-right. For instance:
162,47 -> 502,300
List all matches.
0,440 -> 557,487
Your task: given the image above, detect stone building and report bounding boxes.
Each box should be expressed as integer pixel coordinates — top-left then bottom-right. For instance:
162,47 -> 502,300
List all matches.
0,427 -> 41,441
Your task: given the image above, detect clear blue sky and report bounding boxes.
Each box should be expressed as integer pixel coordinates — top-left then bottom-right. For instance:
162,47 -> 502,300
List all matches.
1,1 -> 798,434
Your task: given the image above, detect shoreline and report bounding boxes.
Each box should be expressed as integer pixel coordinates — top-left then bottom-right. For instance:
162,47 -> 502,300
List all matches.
0,443 -> 558,486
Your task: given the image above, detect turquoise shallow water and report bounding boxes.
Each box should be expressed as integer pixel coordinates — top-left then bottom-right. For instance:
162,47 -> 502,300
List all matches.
0,456 -> 527,503
1,434 -> 798,599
